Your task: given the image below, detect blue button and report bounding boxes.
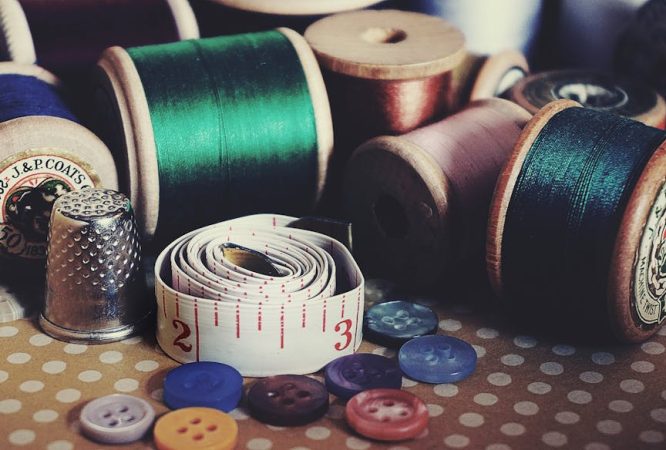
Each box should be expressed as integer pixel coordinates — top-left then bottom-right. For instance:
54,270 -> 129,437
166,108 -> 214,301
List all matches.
364,301 -> 438,348
163,362 -> 243,412
325,353 -> 402,400
399,335 -> 476,383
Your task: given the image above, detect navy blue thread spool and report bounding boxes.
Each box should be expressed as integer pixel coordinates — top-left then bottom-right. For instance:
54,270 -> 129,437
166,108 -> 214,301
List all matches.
0,62 -> 117,322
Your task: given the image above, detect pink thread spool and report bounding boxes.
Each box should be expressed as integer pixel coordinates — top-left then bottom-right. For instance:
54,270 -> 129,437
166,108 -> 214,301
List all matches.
343,98 -> 531,285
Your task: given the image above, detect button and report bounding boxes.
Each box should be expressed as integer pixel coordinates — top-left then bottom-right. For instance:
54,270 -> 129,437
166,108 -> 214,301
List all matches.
364,300 -> 438,347
164,362 -> 243,412
325,353 -> 402,400
79,394 -> 155,444
154,407 -> 237,450
247,375 -> 329,426
345,388 -> 428,441
399,335 -> 476,383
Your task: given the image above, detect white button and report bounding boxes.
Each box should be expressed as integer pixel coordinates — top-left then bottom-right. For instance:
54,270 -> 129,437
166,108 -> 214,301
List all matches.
79,394 -> 154,444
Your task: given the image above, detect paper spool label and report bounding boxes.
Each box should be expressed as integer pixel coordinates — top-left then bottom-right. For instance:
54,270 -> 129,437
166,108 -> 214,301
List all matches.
634,181 -> 666,324
0,150 -> 99,260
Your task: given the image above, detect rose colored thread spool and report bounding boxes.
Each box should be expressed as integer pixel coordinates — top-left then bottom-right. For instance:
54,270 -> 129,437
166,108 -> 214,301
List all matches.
343,98 -> 531,285
191,0 -> 391,36
509,70 -> 666,129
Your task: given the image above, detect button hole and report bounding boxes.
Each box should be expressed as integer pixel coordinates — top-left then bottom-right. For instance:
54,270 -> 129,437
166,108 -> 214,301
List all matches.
108,420 -> 119,427
382,417 -> 391,422
118,406 -> 129,413
383,401 -> 395,407
193,433 -> 204,441
368,407 -> 378,413
103,411 -> 112,418
207,424 -> 218,432
190,418 -> 202,425
400,410 -> 409,416
296,391 -> 311,398
178,427 -> 188,434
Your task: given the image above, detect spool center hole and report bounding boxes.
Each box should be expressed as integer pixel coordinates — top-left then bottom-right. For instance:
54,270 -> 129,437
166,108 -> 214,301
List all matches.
555,83 -> 628,109
374,194 -> 409,239
362,27 -> 407,44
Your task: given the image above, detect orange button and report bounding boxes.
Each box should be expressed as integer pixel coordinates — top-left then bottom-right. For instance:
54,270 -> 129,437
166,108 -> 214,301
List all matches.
154,407 -> 238,450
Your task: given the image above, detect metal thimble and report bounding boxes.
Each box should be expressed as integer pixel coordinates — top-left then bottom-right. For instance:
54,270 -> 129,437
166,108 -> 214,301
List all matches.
39,188 -> 151,343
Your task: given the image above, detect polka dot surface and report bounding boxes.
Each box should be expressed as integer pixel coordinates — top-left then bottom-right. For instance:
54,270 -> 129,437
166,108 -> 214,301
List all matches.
0,295 -> 663,450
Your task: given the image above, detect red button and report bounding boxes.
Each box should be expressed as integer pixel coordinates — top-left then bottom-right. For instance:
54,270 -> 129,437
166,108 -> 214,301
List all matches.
345,389 -> 428,441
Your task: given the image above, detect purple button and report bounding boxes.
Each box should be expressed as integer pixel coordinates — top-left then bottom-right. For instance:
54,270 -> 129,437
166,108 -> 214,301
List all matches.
80,394 -> 155,444
325,353 -> 402,400
247,375 -> 329,426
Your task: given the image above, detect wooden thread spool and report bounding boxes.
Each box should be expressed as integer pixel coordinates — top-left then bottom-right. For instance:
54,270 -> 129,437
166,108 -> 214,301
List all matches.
488,99 -> 666,342
509,70 -> 666,129
0,63 -> 117,321
448,49 -> 529,112
192,0 -> 391,36
343,98 -> 531,285
94,29 -> 332,243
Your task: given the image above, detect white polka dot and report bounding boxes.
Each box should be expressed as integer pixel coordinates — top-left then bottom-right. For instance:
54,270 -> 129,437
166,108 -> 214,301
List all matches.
477,328 -> 499,339
527,382 -> 551,395
596,420 -> 622,435
641,341 -> 665,355
488,372 -> 512,386
542,432 -> 567,447
585,443 -> 610,450
388,447 -> 410,450
444,434 -> 470,448
650,408 -> 666,423
114,378 -> 139,392
620,379 -> 644,394
501,354 -> 524,366
42,360 -> 66,374
346,437 -> 371,450
326,404 -> 344,420
474,393 -> 498,406
99,350 -> 123,364
0,370 -> 8,383
7,352 -> 31,364
567,390 -> 592,404
247,438 -> 273,450
554,411 -> 579,425
78,370 -> 102,383
371,347 -> 395,358
120,336 -> 142,345
0,325 -> 18,337
473,345 -> 486,358
500,423 -> 525,436
609,400 -> 633,413
427,404 -> 444,417
540,362 -> 563,376
631,361 -> 655,373
486,445 -> 511,450
434,384 -> 459,397
47,441 -> 74,450
29,333 -> 53,347
8,429 -> 35,446
514,401 -> 539,416
640,430 -> 665,444
33,410 -> 58,423
591,352 -> 615,365
579,371 -> 603,384
0,399 -> 21,413
150,389 -> 164,402
305,426 -> 331,440
55,388 -> 81,403
402,377 -> 418,388
134,360 -> 159,372
552,345 -> 575,356
513,336 -> 537,348
459,412 -> 484,427
266,425 -> 285,432
19,380 -> 44,393
230,407 -> 250,420
440,319 -> 462,332
63,343 -> 87,354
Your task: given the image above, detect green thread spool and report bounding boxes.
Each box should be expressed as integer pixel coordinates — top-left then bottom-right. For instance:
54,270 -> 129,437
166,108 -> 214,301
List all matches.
93,29 -> 333,245
488,99 -> 666,343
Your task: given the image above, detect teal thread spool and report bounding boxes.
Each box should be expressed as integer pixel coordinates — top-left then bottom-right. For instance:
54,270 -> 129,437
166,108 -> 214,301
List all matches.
93,30 -> 333,246
488,99 -> 666,342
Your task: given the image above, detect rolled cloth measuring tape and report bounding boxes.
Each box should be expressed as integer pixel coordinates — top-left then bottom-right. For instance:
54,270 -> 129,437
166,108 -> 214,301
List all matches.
0,63 -> 117,322
0,0 -> 199,78
615,0 -> 666,101
488,99 -> 666,342
343,98 -> 531,286
406,0 -> 543,57
154,214 -> 364,376
191,0 -> 391,36
509,70 -> 666,129
94,29 -> 332,246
